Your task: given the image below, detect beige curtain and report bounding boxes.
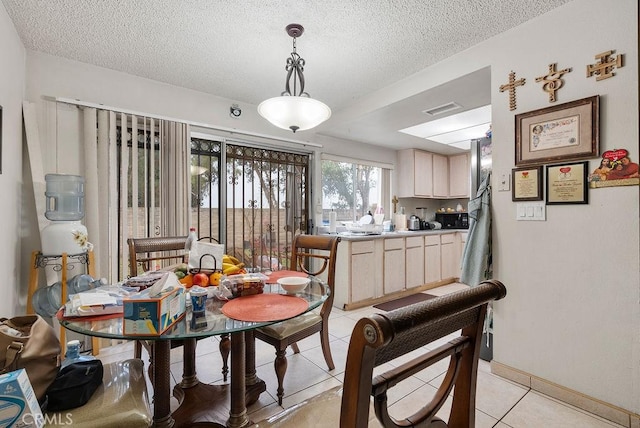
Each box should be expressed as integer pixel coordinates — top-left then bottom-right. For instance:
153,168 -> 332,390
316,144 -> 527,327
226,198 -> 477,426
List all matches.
160,121 -> 190,237
81,108 -> 190,281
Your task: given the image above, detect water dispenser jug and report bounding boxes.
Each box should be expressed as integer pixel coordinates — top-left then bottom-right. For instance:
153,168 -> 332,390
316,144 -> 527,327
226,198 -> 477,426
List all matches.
41,174 -> 89,255
32,274 -> 106,318
44,174 -> 85,221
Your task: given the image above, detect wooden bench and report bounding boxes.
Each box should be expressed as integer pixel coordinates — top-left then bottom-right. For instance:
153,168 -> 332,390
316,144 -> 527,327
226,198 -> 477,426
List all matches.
253,279 -> 507,428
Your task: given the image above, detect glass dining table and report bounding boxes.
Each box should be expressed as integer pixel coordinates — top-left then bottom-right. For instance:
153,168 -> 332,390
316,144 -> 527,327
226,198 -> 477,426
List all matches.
59,277 -> 329,428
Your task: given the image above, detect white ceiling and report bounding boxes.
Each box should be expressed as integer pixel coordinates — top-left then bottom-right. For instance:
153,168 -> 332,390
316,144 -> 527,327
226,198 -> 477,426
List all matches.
2,0 -> 572,153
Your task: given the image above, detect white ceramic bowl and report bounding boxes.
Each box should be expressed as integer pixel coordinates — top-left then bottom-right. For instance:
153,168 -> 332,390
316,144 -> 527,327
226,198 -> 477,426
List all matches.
277,276 -> 310,294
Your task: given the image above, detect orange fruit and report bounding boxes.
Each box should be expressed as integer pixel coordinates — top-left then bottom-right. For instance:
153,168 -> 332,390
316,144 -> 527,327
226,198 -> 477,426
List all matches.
179,274 -> 193,288
209,271 -> 223,286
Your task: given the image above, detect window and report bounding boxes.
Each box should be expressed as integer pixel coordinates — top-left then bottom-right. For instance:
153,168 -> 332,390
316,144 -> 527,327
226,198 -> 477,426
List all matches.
190,138 -> 222,241
190,137 -> 310,270
321,158 -> 391,223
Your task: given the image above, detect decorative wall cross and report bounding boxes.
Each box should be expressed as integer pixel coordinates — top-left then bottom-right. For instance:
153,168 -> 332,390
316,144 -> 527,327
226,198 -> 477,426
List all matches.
392,195 -> 398,214
535,63 -> 572,102
587,50 -> 624,81
499,71 -> 526,111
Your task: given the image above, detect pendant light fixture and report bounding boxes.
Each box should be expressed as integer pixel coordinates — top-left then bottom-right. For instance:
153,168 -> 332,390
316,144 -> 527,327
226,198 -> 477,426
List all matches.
258,24 -> 331,133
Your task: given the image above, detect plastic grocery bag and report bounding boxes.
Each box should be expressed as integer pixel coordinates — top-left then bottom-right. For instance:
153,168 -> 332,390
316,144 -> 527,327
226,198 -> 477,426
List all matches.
188,241 -> 224,271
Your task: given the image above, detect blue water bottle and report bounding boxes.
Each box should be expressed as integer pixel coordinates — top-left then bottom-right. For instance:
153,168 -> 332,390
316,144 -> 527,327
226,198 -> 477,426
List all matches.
62,340 -> 96,368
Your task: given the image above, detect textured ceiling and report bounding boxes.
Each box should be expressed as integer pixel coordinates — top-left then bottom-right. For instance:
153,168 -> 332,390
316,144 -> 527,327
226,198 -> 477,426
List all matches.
3,0 -> 571,151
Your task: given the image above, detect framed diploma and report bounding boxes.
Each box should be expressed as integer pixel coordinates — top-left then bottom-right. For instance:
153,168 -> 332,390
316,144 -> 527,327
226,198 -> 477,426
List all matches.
512,166 -> 543,201
515,96 -> 599,166
546,161 -> 589,205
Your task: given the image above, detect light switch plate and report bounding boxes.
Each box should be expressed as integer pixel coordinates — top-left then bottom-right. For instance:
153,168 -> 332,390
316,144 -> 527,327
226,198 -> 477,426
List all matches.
499,173 -> 511,191
515,201 -> 546,221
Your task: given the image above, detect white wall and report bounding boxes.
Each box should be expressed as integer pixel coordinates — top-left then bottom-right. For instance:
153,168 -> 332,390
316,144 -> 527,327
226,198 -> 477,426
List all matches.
394,0 -> 637,414
491,0 -> 638,414
21,48 -> 397,303
24,51 -> 396,173
329,0 -> 639,415
0,3 -> 26,316
17,0 -> 639,415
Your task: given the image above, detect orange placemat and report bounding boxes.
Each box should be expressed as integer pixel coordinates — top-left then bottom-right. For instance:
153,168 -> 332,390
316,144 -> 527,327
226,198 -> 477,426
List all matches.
266,270 -> 308,284
221,294 -> 309,322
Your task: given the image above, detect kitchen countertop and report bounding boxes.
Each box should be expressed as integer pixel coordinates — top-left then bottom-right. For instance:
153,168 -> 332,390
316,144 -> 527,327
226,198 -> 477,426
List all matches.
322,229 -> 468,241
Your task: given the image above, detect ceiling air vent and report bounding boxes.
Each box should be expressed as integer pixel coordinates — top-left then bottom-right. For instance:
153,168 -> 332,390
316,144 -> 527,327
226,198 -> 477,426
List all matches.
422,102 -> 461,116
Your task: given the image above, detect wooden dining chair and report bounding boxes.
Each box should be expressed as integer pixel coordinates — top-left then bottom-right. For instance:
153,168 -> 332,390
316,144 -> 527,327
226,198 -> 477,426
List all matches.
253,280 -> 507,427
127,235 -> 230,381
254,234 -> 341,405
127,236 -> 188,364
127,235 -> 189,277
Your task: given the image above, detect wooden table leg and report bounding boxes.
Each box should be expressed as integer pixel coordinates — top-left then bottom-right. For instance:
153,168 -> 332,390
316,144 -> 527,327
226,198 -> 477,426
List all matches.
159,333 -> 266,428
172,338 -> 228,427
152,340 -> 175,428
244,331 -> 266,406
180,338 -> 198,388
227,331 -> 248,428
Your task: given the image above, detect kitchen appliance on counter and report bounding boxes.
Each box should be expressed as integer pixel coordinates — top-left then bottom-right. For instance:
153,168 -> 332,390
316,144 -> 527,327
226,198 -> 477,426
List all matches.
408,215 -> 421,231
416,207 -> 431,230
435,212 -> 469,229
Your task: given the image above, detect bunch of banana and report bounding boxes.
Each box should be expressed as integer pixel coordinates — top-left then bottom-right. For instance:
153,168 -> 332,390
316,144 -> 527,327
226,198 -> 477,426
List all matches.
222,254 -> 246,275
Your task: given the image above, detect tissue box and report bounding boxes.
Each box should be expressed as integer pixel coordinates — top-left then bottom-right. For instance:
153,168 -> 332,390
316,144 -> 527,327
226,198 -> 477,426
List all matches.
0,369 -> 44,428
123,284 -> 186,336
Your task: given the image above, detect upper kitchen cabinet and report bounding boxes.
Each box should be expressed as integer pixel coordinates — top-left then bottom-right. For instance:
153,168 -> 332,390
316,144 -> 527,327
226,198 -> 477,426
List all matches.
448,153 -> 470,198
397,149 -> 470,199
397,149 -> 433,197
432,154 -> 449,198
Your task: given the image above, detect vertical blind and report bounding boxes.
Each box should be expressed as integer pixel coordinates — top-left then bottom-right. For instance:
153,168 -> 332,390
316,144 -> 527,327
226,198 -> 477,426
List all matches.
81,108 -> 190,281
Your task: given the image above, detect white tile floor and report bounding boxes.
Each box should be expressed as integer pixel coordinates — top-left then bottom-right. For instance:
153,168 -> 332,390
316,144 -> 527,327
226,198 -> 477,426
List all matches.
97,283 -> 625,427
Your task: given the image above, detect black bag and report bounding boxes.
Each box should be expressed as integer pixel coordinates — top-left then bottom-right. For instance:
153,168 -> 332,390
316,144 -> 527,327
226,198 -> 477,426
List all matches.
44,360 -> 103,411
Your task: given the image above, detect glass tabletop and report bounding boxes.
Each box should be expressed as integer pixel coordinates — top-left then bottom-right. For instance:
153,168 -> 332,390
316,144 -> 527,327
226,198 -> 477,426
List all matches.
60,279 -> 328,341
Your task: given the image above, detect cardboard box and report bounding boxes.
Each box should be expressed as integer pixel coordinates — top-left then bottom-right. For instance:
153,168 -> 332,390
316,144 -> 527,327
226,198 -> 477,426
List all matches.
0,369 -> 44,428
123,272 -> 186,336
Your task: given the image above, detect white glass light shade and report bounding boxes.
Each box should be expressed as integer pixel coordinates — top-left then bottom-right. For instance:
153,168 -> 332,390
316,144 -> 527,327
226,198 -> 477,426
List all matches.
258,96 -> 331,132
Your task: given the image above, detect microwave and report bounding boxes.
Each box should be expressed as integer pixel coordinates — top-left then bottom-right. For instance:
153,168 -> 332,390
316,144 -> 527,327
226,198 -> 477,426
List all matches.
435,212 -> 469,229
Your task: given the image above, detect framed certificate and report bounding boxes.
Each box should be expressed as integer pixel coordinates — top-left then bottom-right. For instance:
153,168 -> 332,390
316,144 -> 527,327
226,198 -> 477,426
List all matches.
512,166 -> 543,201
546,161 -> 589,205
515,96 -> 599,167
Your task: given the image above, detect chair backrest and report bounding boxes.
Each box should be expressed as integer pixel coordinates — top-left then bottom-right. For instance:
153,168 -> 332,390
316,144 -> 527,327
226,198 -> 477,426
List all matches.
340,280 -> 507,428
127,236 -> 188,277
290,234 -> 341,318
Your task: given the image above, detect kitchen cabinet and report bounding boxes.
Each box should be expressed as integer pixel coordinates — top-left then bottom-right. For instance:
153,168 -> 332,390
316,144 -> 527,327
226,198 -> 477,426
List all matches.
448,153 -> 470,198
424,234 -> 441,284
432,154 -> 449,198
397,149 -> 433,197
398,149 -> 469,199
333,231 -> 464,310
440,233 -> 457,280
334,239 -> 380,309
383,238 -> 405,294
405,236 -> 425,289
348,240 -> 378,304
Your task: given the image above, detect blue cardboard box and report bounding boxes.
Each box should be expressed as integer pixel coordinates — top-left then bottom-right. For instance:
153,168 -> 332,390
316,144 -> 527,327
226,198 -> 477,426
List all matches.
123,272 -> 186,336
0,369 -> 44,428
